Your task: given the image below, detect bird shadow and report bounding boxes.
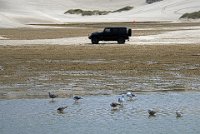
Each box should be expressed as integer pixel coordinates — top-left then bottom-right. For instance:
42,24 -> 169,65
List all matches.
127,98 -> 137,102
57,111 -> 65,114
176,116 -> 183,119
49,100 -> 56,103
111,108 -> 120,114
148,115 -> 156,118
73,101 -> 81,105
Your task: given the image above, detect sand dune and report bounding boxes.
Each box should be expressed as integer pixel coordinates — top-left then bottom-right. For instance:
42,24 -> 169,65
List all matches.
0,0 -> 200,27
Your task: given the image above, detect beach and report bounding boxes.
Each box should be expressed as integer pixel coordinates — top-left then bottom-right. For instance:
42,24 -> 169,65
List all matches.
0,22 -> 200,99
1,1 -> 200,134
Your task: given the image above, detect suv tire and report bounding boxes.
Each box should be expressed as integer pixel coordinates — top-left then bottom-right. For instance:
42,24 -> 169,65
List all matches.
117,38 -> 125,44
91,37 -> 99,44
128,29 -> 132,36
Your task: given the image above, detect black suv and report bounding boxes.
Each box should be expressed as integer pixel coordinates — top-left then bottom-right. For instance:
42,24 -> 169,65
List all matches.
88,27 -> 132,44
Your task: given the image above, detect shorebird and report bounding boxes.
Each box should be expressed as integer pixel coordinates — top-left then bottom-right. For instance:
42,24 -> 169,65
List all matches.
148,109 -> 156,116
73,96 -> 83,102
118,95 -> 125,104
57,106 -> 68,113
126,92 -> 136,100
48,92 -> 58,101
110,102 -> 122,110
176,111 -> 183,118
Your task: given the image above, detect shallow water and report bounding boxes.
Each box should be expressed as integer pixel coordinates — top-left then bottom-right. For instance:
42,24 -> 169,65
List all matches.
1,92 -> 200,134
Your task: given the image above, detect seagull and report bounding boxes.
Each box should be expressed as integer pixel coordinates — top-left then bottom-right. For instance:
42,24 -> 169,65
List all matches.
126,92 -> 136,100
176,111 -> 183,118
148,109 -> 156,116
110,102 -> 122,110
48,92 -> 58,101
118,95 -> 125,104
73,96 -> 83,102
57,106 -> 68,113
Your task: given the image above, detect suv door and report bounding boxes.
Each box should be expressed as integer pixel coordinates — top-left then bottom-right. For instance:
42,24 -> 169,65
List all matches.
102,28 -> 113,41
111,28 -> 120,40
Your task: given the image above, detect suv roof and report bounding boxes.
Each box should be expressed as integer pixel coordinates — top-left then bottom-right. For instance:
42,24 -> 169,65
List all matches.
104,27 -> 127,29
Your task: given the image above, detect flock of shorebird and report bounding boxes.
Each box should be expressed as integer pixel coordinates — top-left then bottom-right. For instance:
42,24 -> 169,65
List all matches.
111,92 -> 183,118
48,91 -> 183,117
48,92 -> 83,113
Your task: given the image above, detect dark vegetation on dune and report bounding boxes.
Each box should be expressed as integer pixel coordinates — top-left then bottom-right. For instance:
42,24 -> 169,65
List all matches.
64,6 -> 133,16
146,0 -> 163,4
180,11 -> 200,19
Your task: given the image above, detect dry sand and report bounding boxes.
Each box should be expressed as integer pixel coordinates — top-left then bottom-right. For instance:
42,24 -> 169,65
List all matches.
0,0 -> 200,28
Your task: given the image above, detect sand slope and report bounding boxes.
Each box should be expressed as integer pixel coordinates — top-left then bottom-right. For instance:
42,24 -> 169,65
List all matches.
0,0 -> 200,27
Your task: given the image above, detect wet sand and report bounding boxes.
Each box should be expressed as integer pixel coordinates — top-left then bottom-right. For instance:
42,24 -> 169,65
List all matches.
0,22 -> 200,99
1,22 -> 200,40
0,44 -> 200,99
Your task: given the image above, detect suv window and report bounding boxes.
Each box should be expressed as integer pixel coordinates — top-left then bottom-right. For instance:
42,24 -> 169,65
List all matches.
104,28 -> 111,33
111,28 -> 119,33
